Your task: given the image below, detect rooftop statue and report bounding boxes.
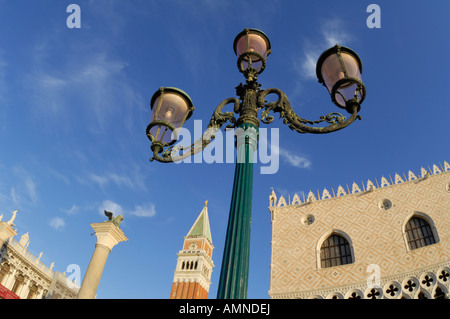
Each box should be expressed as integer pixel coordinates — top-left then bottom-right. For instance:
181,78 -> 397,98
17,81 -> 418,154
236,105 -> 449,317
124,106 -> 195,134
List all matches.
7,210 -> 18,226
104,210 -> 124,227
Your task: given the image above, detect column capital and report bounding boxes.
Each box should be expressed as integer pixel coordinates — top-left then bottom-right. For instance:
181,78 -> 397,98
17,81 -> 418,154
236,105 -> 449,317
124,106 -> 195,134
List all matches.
90,222 -> 128,251
0,221 -> 17,245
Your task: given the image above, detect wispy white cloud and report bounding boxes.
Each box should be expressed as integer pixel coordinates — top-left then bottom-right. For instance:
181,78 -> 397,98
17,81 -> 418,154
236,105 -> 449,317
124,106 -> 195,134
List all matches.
25,178 -> 38,203
46,167 -> 71,186
299,51 -> 319,79
100,199 -> 124,216
77,170 -> 144,191
279,147 -> 311,169
271,145 -> 311,169
282,151 -> 311,169
321,18 -> 353,47
63,149 -> 89,164
98,199 -> 156,219
130,203 -> 156,218
39,74 -> 68,88
89,172 -> 133,189
10,187 -> 19,204
295,17 -> 353,80
10,166 -> 39,206
64,204 -> 80,215
50,217 -> 66,231
31,51 -> 141,129
27,26 -> 145,137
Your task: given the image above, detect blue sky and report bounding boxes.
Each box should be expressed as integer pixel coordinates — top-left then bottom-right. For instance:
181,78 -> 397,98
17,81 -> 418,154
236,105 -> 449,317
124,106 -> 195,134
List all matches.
0,0 -> 449,299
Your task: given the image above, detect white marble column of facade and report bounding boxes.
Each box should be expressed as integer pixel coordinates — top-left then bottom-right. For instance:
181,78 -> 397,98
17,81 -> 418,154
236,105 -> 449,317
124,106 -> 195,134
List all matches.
3,265 -> 17,290
24,277 -> 36,299
33,285 -> 44,299
77,222 -> 128,299
24,281 -> 37,299
17,275 -> 29,298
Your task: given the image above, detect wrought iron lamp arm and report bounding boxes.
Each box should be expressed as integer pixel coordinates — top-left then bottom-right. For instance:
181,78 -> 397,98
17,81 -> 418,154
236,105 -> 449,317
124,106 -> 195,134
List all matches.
149,97 -> 240,163
258,88 -> 361,134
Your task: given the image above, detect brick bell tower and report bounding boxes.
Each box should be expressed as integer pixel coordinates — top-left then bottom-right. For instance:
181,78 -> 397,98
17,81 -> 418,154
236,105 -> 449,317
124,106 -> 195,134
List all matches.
170,201 -> 214,299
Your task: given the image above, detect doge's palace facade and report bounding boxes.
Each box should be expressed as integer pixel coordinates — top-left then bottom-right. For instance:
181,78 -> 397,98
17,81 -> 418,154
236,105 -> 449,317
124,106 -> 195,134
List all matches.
268,162 -> 450,299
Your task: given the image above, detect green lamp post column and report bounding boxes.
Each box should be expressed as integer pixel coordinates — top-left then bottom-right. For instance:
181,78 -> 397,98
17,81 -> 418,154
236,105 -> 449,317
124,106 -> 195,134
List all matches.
217,122 -> 258,299
217,31 -> 264,297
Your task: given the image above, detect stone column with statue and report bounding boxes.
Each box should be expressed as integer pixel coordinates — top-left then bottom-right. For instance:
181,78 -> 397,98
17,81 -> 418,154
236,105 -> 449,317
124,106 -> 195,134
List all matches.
76,211 -> 128,299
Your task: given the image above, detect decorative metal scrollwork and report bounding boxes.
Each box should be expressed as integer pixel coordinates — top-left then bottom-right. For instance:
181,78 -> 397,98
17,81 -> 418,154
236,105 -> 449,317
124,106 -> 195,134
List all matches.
257,88 -> 361,134
208,97 -> 240,129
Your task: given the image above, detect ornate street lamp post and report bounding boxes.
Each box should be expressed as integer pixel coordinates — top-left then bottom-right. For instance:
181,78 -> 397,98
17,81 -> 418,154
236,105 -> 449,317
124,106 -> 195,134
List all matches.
146,28 -> 366,299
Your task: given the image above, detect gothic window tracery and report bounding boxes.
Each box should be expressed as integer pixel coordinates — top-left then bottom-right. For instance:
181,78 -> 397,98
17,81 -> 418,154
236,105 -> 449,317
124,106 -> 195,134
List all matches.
366,288 -> 381,299
320,234 -> 353,268
403,279 -> 417,293
438,269 -> 449,283
405,216 -> 437,250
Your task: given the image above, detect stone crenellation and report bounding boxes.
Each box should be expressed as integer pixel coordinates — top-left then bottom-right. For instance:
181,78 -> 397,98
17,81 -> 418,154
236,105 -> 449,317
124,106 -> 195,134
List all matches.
269,161 -> 450,208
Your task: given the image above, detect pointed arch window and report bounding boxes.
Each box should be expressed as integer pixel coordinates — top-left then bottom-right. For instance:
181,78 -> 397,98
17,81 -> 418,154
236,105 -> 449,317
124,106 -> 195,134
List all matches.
405,216 -> 437,250
320,234 -> 353,268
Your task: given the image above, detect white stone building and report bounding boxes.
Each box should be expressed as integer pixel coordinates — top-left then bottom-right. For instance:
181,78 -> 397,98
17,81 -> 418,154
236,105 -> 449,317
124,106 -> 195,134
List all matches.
268,161 -> 450,299
0,217 -> 79,299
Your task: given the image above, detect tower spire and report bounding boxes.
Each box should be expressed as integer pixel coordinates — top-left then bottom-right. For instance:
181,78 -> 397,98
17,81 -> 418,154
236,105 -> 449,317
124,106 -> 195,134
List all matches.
170,201 -> 214,299
185,201 -> 213,246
